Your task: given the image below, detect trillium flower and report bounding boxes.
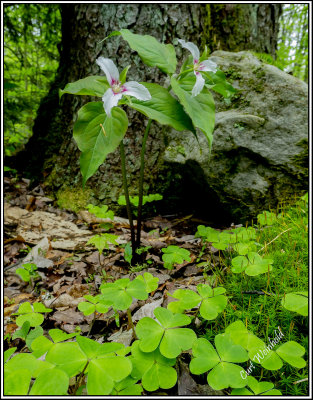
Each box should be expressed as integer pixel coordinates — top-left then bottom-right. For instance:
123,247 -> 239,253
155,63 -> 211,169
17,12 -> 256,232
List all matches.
96,57 -> 151,116
178,39 -> 218,97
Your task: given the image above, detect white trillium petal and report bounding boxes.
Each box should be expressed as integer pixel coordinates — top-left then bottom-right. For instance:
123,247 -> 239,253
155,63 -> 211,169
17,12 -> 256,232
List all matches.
96,57 -> 120,85
102,88 -> 123,116
192,72 -> 205,97
178,39 -> 200,61
123,81 -> 152,101
200,59 -> 218,73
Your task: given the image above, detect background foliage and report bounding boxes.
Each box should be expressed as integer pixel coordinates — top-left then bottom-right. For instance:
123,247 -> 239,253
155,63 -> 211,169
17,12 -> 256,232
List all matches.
4,4 -> 61,156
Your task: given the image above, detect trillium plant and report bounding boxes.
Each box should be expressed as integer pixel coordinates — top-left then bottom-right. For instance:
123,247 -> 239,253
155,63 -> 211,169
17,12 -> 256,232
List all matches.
60,30 -> 235,259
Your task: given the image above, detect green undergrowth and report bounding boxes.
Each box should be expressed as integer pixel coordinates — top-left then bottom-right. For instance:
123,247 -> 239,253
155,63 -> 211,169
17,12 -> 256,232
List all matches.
199,194 -> 308,395
4,194 -> 308,395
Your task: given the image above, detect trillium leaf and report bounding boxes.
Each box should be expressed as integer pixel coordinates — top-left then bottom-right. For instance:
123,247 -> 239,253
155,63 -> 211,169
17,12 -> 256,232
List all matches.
281,292 -> 308,316
73,103 -> 128,185
171,75 -> 215,148
231,387 -> 253,395
189,338 -> 220,374
276,341 -> 306,368
12,321 -> 30,340
95,303 -> 109,314
16,268 -> 30,282
76,335 -> 104,359
30,367 -> 69,395
136,317 -> 164,352
46,342 -> 87,377
120,29 -> 177,74
4,369 -> 32,395
127,83 -> 195,133
207,362 -> 247,390
60,75 -> 109,98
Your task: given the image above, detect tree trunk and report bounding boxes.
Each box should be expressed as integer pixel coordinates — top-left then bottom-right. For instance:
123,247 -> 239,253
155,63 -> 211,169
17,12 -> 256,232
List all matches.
10,3 -> 283,214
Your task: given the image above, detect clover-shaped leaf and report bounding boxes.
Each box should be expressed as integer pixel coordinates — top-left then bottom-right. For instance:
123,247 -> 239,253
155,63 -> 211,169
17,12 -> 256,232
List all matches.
14,302 -> 52,327
275,341 -> 306,368
136,272 -> 159,293
136,307 -> 196,358
231,252 -> 273,276
87,356 -> 132,395
87,204 -> 114,220
29,367 -> 69,395
99,278 -> 148,310
45,342 -> 87,377
231,227 -> 257,242
161,245 -> 191,269
232,241 -> 257,255
257,211 -> 277,226
4,369 -> 32,395
190,334 -> 248,390
168,284 -> 227,321
78,294 -> 110,316
231,376 -> 282,395
281,292 -> 308,316
87,233 -> 119,255
111,376 -> 143,395
130,340 -> 177,391
77,335 -> 124,360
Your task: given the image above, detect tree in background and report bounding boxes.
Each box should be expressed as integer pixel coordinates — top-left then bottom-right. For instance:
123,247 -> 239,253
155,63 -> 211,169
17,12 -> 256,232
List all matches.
6,3 -> 283,189
4,4 -> 61,156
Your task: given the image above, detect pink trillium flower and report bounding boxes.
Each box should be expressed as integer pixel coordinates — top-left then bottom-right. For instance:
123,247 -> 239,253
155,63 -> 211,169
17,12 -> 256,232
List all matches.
178,39 -> 218,97
96,57 -> 151,116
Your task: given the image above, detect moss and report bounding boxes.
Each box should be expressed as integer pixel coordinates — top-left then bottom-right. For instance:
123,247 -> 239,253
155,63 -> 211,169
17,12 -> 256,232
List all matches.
56,186 -> 93,213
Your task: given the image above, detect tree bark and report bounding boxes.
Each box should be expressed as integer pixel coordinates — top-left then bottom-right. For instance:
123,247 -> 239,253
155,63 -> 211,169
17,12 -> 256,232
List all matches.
10,4 -> 283,212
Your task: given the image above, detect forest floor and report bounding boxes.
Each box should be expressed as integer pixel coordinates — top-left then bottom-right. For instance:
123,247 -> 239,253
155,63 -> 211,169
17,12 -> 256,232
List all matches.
3,174 -> 309,396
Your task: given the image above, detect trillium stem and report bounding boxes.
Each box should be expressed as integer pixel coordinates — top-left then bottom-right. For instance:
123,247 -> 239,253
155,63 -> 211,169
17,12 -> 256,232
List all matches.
73,360 -> 89,395
136,84 -> 172,249
136,118 -> 152,248
120,142 -> 136,251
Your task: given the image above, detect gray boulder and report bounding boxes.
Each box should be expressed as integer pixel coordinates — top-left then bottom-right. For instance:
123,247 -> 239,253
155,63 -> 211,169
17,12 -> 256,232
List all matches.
160,51 -> 308,223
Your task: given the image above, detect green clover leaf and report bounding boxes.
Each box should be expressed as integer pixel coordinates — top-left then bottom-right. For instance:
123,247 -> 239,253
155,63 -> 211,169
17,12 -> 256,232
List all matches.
86,204 -> 114,220
231,376 -> 282,395
168,284 -> 227,321
161,245 -> 191,269
130,340 -> 177,391
111,376 -> 143,396
87,233 -> 119,255
231,252 -> 273,276
99,277 -> 148,310
136,307 -> 196,358
281,292 -> 308,316
136,272 -> 159,293
190,334 -> 249,390
14,302 -> 52,327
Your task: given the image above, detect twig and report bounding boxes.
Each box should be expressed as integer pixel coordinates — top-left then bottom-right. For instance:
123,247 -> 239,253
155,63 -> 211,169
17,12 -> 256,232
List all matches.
293,378 -> 308,385
242,290 -> 275,296
258,228 -> 292,252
